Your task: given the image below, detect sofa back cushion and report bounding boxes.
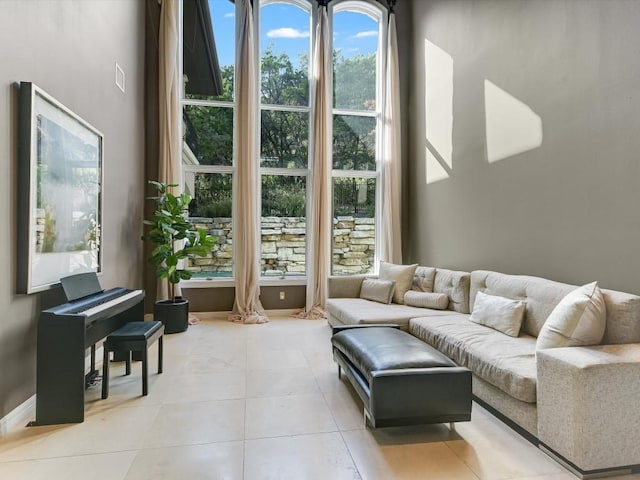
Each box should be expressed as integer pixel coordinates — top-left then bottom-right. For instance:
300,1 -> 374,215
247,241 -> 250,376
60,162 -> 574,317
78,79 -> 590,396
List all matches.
600,288 -> 640,344
471,270 -> 640,343
471,271 -> 573,337
412,266 -> 436,292
434,268 -> 471,314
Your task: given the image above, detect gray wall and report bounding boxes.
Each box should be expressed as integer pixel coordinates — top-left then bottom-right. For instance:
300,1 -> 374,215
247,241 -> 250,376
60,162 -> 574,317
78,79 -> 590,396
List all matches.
183,285 -> 306,312
0,0 -> 145,419
407,0 -> 640,293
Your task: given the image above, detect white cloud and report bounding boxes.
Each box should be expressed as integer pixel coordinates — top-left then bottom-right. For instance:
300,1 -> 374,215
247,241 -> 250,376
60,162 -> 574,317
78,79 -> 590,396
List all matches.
353,30 -> 378,39
266,27 -> 310,39
224,12 -> 235,18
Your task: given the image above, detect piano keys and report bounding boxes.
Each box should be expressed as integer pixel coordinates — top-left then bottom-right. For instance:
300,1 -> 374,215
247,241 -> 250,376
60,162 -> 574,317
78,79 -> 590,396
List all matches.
32,285 -> 145,425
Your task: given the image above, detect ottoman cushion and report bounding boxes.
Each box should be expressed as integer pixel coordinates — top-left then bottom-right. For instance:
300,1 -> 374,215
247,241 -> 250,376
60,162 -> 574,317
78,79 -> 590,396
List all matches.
332,327 -> 457,383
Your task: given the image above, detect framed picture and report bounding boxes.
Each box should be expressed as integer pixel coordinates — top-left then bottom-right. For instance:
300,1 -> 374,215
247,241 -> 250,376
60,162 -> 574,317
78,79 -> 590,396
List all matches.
17,82 -> 103,294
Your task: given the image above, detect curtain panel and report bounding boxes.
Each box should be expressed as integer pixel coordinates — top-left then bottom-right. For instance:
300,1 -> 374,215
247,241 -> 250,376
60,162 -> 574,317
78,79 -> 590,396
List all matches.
380,9 -> 402,265
230,0 -> 268,324
158,0 -> 182,301
295,3 -> 331,319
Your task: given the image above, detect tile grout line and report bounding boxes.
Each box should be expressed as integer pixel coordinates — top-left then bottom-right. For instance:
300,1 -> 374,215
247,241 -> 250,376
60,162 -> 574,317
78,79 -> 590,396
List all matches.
305,347 -> 366,480
242,322 -> 249,480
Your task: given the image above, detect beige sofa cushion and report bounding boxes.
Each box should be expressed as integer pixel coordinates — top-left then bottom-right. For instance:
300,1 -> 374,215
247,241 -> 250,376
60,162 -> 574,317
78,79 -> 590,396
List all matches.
412,266 -> 436,292
404,291 -> 449,310
471,270 -> 640,343
599,289 -> 640,345
326,298 -> 459,329
410,315 -> 538,403
470,291 -> 526,337
379,262 -> 418,304
360,279 -> 395,304
434,268 -> 471,313
537,282 -> 606,349
471,270 -> 576,338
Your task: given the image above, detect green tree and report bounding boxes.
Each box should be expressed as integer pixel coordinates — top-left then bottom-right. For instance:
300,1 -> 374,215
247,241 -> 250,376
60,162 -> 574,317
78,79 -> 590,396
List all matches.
185,49 -> 377,217
333,52 -> 377,110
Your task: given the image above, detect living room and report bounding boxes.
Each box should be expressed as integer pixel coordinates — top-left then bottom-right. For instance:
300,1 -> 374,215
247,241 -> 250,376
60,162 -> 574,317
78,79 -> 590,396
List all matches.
0,0 -> 639,479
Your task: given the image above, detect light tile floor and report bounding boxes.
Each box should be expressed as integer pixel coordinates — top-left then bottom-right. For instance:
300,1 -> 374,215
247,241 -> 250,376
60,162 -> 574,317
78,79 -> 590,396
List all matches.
1,313 -> 638,480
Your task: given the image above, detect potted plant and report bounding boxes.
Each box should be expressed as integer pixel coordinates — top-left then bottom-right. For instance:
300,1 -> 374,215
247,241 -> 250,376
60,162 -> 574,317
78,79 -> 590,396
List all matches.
143,181 -> 215,333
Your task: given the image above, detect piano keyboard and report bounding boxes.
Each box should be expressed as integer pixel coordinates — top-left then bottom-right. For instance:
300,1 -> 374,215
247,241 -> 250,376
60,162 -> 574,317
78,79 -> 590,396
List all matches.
82,290 -> 143,317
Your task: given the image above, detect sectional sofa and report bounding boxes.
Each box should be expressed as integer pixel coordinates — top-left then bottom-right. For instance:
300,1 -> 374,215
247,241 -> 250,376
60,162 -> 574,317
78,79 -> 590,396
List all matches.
326,267 -> 640,478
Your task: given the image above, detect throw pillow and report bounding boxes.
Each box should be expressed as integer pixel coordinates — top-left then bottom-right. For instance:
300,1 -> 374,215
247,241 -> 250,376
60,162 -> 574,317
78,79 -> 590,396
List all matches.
470,291 -> 526,337
536,281 -> 606,350
359,278 -> 396,305
379,262 -> 418,304
404,291 -> 449,310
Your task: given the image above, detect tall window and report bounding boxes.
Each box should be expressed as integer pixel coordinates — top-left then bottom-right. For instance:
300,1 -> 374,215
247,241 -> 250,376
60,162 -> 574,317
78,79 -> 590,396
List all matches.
331,2 -> 382,275
259,0 -> 311,278
180,0 -> 386,283
182,0 -> 235,278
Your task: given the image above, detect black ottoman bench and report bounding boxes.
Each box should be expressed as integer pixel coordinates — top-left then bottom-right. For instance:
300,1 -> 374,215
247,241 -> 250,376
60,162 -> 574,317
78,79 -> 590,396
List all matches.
331,325 -> 472,428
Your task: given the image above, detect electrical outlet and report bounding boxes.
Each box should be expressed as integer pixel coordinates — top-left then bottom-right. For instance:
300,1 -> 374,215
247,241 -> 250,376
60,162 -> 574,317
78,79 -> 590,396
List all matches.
279,291 -> 285,300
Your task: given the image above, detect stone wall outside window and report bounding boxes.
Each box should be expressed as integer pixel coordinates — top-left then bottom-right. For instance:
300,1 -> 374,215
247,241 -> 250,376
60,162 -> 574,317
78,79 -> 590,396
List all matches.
188,216 -> 375,277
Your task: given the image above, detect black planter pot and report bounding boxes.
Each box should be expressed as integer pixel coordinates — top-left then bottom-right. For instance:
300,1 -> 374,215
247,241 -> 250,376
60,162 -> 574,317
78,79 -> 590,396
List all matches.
154,298 -> 189,334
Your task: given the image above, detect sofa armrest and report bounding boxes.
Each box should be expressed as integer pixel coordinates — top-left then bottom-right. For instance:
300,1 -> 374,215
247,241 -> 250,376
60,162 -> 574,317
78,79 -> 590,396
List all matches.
537,343 -> 640,471
328,275 -> 370,298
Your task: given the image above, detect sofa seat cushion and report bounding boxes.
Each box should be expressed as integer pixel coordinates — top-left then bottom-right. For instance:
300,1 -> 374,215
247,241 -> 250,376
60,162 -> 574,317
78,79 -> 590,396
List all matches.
327,298 -> 459,329
409,315 -> 538,403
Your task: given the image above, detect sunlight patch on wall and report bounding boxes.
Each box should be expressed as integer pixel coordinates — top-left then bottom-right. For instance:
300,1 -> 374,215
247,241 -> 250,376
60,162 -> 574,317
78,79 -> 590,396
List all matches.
484,80 -> 543,163
425,39 -> 453,184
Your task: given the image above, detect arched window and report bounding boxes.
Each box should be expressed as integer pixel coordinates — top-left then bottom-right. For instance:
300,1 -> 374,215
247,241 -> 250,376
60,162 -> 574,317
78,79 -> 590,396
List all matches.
181,0 -> 236,279
259,0 -> 312,278
180,0 -> 388,284
330,0 -> 386,275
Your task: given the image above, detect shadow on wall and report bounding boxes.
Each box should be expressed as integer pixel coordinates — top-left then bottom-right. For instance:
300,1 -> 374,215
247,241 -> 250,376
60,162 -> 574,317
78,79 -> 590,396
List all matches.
424,40 -> 544,184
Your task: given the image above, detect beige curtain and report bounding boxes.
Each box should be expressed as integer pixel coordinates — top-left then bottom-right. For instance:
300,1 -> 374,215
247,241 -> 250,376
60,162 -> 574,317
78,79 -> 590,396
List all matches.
230,0 -> 268,324
295,4 -> 331,320
158,0 -> 181,300
380,10 -> 402,264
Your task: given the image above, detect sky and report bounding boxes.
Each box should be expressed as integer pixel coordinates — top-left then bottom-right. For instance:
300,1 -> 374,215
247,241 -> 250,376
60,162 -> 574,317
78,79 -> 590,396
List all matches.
208,0 -> 379,69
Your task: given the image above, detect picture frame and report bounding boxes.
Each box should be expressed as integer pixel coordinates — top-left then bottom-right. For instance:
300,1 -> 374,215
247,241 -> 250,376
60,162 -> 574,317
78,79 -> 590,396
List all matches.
17,82 -> 103,294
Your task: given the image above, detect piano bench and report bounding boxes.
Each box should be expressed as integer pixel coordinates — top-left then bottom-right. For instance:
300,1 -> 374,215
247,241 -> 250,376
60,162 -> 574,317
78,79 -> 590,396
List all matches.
102,321 -> 164,399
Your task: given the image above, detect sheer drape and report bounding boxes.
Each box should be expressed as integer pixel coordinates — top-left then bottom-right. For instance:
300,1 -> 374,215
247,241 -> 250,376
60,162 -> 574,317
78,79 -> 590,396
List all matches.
158,0 -> 181,301
230,0 -> 268,324
380,9 -> 402,265
295,4 -> 331,319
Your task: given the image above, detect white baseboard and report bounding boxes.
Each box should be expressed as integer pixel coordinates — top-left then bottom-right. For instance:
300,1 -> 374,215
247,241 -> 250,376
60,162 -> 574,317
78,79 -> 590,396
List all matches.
0,395 -> 35,437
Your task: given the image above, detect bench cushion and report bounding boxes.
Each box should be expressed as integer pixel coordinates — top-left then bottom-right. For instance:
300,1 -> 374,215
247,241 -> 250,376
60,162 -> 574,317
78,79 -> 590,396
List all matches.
107,321 -> 163,341
331,327 -> 457,383
410,315 -> 538,403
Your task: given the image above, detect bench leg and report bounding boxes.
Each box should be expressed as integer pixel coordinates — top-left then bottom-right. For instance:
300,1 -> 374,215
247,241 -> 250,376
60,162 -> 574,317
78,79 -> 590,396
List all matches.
363,407 -> 373,428
125,352 -> 132,376
338,365 -> 341,379
102,346 -> 109,399
90,344 -> 96,375
449,422 -> 456,432
158,336 -> 163,374
142,347 -> 148,396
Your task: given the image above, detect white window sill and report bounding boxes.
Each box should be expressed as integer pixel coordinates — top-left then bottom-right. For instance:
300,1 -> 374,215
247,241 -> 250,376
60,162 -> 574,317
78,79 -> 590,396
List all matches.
181,277 -> 307,289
